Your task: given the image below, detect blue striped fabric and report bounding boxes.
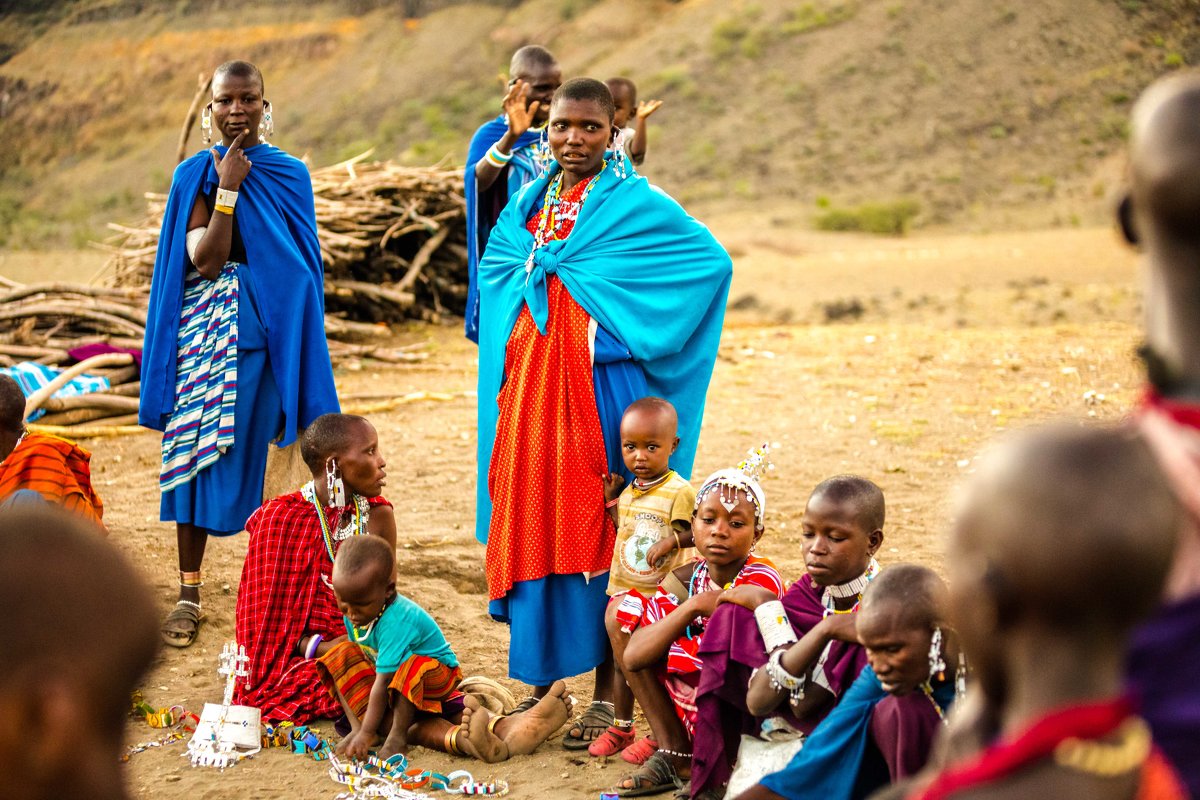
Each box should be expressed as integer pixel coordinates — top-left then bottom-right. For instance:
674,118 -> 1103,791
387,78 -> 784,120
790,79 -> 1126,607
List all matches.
158,264 -> 239,491
2,362 -> 110,422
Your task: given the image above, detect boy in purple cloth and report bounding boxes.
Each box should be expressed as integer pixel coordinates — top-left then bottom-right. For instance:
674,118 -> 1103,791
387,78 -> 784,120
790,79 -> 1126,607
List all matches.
1117,70 -> 1200,796
690,476 -> 886,800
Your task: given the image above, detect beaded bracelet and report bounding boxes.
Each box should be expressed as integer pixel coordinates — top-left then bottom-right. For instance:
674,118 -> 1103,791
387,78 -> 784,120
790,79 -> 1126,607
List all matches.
754,600 -> 799,652
764,648 -> 806,703
605,497 -> 620,509
484,143 -> 513,167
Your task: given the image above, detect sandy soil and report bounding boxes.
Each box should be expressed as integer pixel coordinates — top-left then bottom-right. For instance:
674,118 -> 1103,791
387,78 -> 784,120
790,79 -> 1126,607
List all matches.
91,224 -> 1144,798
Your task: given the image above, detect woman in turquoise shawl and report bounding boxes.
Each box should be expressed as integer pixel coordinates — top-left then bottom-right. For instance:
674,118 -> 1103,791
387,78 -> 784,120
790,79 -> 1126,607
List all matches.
474,78 -> 732,728
141,61 -> 338,648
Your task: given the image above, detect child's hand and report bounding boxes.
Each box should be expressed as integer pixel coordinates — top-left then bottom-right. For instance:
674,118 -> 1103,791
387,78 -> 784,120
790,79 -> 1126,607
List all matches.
603,472 -> 626,502
717,584 -> 778,611
337,730 -> 372,760
647,537 -> 677,569
688,588 -> 724,618
636,99 -> 663,120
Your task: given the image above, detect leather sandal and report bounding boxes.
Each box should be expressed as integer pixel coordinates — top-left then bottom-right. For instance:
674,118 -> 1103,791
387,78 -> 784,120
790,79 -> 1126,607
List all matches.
161,600 -> 205,648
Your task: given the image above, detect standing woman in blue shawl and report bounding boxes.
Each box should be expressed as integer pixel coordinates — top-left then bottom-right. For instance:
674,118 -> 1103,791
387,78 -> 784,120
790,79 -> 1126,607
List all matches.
140,61 -> 339,648
476,78 -> 732,744
462,45 -> 561,342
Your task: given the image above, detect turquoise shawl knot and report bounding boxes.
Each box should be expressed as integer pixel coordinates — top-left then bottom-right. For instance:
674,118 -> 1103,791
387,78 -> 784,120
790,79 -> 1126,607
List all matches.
474,163 -> 732,544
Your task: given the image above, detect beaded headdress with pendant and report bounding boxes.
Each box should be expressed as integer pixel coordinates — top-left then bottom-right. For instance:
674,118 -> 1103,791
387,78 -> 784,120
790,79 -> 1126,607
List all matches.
695,443 -> 774,527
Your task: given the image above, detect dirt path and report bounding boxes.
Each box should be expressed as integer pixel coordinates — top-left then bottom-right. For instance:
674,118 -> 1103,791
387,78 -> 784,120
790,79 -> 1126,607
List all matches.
102,226 -> 1142,798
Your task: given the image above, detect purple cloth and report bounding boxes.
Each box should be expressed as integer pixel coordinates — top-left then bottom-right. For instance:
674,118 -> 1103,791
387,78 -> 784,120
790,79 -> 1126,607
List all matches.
691,577 -> 869,797
1126,591 -> 1200,796
68,343 -> 142,370
870,691 -> 945,779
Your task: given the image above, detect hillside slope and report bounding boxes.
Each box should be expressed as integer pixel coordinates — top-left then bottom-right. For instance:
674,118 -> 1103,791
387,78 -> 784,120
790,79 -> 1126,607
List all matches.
0,0 -> 1197,247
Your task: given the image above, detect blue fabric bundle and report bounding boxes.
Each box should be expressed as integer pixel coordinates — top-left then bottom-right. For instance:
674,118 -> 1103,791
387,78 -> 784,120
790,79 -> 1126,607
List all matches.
474,162 -> 733,545
140,143 -> 339,447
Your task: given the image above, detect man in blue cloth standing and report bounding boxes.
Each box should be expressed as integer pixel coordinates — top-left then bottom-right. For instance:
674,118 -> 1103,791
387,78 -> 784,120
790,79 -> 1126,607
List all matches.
462,45 -> 561,342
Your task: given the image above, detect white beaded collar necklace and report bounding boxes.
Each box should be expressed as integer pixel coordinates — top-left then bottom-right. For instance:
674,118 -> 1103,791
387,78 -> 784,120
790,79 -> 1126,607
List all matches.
821,558 -> 881,615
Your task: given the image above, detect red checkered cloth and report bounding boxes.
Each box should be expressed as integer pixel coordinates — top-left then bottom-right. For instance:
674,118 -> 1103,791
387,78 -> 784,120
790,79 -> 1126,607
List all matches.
233,491 -> 392,722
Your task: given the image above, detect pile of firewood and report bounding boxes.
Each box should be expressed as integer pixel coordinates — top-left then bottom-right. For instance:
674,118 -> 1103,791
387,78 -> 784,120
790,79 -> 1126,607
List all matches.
0,277 -> 429,431
100,151 -> 469,327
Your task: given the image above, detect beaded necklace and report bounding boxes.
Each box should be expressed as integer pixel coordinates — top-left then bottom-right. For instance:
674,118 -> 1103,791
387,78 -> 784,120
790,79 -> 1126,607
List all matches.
302,481 -> 368,563
821,557 -> 881,617
921,681 -> 949,726
530,162 -> 605,249
685,557 -> 750,640
347,593 -> 395,644
631,470 -> 673,494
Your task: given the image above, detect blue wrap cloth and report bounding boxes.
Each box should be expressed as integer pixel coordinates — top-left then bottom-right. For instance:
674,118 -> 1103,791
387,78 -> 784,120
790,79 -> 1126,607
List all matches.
474,162 -> 732,545
463,115 -> 544,342
139,143 -> 339,447
2,363 -> 110,422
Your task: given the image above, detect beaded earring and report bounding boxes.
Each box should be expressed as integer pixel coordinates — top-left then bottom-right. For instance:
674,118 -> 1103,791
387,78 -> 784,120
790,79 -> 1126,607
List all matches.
259,100 -> 274,139
536,126 -> 553,176
326,458 -> 347,508
201,104 -> 212,145
610,127 -> 628,180
955,649 -> 968,701
928,627 -> 947,681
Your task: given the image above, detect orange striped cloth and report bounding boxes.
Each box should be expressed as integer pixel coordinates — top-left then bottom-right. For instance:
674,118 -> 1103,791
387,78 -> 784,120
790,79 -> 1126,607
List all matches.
0,432 -> 104,529
316,641 -> 463,716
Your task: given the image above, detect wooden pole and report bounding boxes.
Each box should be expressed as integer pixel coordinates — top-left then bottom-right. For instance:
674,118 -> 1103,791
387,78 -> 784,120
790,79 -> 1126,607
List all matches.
176,73 -> 213,164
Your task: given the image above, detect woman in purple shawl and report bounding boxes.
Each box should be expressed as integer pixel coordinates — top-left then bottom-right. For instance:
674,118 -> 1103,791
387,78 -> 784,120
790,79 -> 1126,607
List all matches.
691,476 -> 886,799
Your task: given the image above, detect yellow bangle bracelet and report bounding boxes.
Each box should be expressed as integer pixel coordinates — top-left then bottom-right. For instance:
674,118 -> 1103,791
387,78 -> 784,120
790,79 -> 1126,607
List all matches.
214,204 -> 234,215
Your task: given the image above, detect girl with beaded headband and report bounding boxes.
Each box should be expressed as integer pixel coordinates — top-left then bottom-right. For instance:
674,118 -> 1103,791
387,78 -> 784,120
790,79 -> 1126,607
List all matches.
690,475 -> 886,799
606,444 -> 784,796
474,75 -> 732,753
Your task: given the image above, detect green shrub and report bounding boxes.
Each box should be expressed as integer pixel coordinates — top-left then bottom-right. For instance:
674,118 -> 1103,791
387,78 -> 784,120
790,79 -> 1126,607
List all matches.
814,199 -> 921,235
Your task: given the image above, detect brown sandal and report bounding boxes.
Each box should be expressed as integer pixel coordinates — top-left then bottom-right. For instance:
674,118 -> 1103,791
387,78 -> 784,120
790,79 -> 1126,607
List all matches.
615,752 -> 683,797
161,600 -> 205,648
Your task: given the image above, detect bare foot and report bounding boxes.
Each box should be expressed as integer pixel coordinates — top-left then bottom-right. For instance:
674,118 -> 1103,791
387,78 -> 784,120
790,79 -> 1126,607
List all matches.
494,679 -> 574,756
378,732 -> 409,761
460,695 -> 510,763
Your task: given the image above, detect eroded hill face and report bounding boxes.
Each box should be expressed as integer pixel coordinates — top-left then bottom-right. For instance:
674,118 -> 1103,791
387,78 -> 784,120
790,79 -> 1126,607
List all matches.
0,0 -> 1196,247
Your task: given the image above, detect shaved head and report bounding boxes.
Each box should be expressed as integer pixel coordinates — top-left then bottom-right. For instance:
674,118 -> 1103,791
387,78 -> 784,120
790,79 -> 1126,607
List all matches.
301,413 -> 370,472
1129,72 -> 1200,244
214,59 -> 264,94
509,45 -> 557,80
623,396 -> 678,430
333,533 -> 395,583
810,475 -> 885,534
954,424 -> 1179,638
859,563 -> 946,632
0,505 -> 157,799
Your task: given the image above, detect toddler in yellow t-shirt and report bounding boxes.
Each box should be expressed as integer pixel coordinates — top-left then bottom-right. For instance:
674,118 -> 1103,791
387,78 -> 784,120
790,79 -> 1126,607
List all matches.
591,397 -> 695,759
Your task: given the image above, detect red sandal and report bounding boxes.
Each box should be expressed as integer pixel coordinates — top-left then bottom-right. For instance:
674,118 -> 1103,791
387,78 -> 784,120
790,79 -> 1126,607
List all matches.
589,725 -> 636,757
620,736 -> 659,765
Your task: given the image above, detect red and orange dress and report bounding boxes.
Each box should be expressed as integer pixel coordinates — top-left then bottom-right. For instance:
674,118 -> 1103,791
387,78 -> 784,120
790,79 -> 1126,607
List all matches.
485,173 -> 647,684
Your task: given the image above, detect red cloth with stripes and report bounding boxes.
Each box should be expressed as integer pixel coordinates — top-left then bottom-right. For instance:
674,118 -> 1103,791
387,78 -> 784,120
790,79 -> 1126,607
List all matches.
233,491 -> 392,723
485,174 -> 615,601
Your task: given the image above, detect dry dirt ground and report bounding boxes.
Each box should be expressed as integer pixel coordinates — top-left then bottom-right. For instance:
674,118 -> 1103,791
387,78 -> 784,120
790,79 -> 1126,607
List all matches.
76,223 -> 1144,799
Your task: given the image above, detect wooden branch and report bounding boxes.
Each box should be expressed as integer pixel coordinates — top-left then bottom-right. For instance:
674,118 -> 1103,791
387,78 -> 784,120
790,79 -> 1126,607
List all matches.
34,410 -> 141,427
396,226 -> 451,292
22,353 -> 134,420
41,394 -> 140,413
177,73 -> 213,164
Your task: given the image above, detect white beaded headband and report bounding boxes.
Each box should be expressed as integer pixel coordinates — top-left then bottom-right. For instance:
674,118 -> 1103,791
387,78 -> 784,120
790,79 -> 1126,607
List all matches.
695,443 -> 774,526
